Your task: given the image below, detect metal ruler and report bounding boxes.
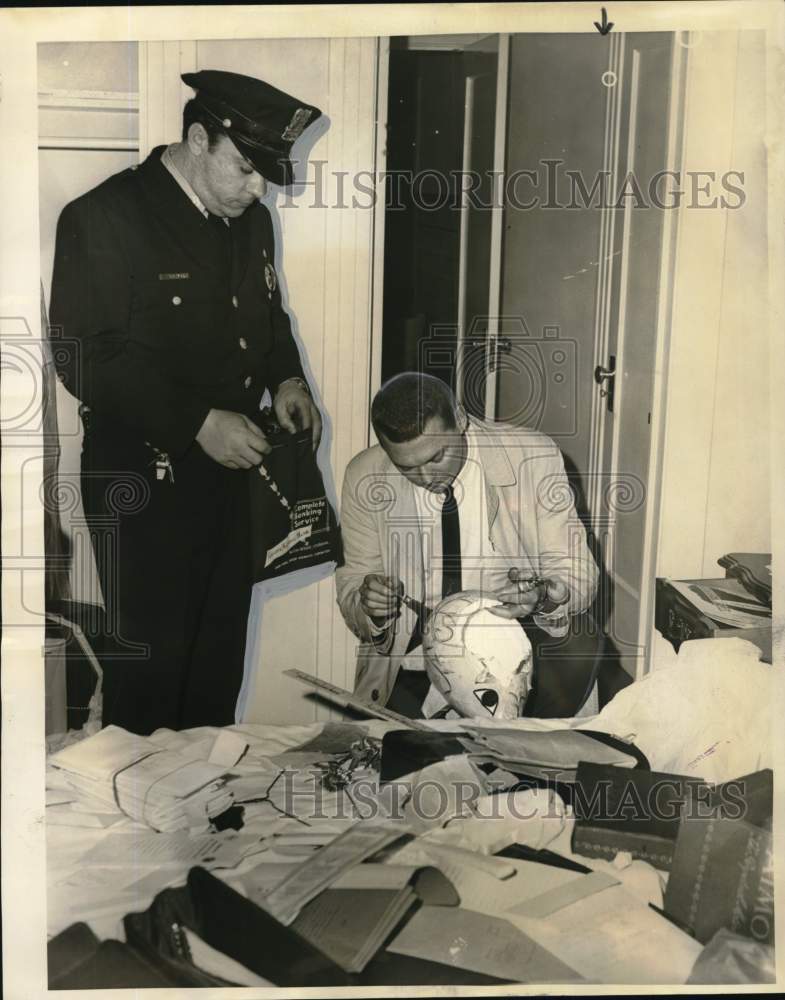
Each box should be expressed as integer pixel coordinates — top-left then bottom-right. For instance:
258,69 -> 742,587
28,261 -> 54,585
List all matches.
283,668 -> 431,732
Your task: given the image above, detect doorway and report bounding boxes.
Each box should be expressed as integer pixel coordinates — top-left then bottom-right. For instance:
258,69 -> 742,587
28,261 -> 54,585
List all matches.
380,34 -> 500,401
377,32 -> 684,680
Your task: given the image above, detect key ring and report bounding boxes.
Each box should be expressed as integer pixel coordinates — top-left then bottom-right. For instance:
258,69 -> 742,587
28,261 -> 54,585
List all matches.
516,574 -> 544,594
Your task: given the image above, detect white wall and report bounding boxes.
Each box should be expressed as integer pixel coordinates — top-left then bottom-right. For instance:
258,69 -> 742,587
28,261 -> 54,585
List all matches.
39,42 -> 140,605
657,30 -> 771,581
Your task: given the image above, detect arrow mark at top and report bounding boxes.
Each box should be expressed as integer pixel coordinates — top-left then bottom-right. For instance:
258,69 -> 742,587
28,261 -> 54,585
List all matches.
595,8 -> 614,35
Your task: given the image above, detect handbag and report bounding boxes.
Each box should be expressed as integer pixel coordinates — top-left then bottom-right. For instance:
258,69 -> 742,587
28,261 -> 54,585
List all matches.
248,408 -> 341,582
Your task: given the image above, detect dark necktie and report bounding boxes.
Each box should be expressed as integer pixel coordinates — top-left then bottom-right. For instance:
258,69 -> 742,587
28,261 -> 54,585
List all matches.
406,483 -> 462,653
440,484 -> 462,599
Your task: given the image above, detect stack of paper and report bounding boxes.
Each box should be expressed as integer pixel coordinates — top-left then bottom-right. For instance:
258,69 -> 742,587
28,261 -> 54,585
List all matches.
49,726 -> 233,833
668,579 -> 771,628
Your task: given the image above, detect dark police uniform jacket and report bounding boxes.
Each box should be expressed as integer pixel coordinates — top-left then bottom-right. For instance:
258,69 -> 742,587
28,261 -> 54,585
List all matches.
50,144 -> 305,463
49,146 -> 308,731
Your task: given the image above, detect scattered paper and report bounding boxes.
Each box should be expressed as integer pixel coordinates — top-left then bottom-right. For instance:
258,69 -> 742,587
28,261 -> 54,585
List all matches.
80,830 -> 219,867
390,839 -> 517,881
508,870 -> 619,919
668,579 -> 771,628
46,789 -> 77,807
401,754 -> 489,835
208,731 -> 249,768
332,863 -> 417,891
388,905 -> 583,983
46,807 -> 123,830
79,829 -> 267,871
507,883 -> 702,984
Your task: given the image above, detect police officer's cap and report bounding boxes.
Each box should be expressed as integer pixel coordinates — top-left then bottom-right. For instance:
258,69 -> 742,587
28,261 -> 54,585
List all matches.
182,69 -> 322,187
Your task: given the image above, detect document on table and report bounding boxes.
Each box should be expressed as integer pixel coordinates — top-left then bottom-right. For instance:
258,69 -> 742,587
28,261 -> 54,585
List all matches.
331,863 -> 421,891
79,829 -> 267,870
388,905 -> 584,983
386,837 -> 516,881
508,870 -> 620,919
400,851 -> 591,914
507,883 -> 703,984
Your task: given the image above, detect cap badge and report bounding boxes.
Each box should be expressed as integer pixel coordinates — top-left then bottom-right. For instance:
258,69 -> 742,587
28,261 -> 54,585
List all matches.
281,107 -> 312,142
222,118 -> 232,128
264,262 -> 277,293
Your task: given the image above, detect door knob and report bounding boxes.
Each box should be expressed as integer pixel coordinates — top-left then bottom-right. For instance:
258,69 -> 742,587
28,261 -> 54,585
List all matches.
594,355 -> 616,412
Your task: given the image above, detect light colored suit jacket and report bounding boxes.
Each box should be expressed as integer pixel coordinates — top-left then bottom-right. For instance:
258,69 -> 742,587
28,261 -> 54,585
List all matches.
335,417 -> 599,706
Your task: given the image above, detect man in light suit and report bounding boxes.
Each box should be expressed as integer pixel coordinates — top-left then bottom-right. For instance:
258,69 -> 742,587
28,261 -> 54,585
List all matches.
336,373 -> 600,718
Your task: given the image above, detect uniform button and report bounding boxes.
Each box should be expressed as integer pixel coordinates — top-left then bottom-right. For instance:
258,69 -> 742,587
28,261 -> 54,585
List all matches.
263,249 -> 268,259
267,292 -> 273,300
238,337 -> 248,350
232,295 -> 239,308
244,376 -> 253,389
172,295 -> 182,306
371,689 -> 380,702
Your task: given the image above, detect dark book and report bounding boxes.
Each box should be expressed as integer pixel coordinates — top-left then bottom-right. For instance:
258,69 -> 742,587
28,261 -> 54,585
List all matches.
571,763 -> 705,870
710,768 -> 772,829
571,765 -> 773,872
664,816 -> 774,945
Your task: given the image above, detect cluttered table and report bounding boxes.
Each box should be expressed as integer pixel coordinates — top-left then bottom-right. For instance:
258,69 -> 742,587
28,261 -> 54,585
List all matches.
46,635 -> 775,988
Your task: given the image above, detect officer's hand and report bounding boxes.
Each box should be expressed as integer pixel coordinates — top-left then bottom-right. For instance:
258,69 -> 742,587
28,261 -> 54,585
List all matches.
359,574 -> 403,622
273,381 -> 323,451
195,409 -> 271,469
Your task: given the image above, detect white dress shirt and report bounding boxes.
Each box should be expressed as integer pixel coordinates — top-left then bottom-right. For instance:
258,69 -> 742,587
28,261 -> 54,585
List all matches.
392,428 -> 518,673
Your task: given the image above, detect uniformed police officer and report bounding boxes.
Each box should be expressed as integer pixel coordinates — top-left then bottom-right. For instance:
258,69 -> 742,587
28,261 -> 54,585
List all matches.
50,70 -> 324,734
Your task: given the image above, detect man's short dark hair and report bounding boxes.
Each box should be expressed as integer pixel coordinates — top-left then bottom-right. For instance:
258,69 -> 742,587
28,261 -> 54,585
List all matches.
182,98 -> 224,148
371,373 -> 459,443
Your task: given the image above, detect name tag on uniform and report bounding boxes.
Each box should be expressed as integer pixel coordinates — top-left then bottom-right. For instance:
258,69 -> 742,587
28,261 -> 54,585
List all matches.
158,272 -> 190,281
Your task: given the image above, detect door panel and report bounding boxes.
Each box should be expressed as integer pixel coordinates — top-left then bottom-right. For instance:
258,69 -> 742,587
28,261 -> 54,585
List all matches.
494,33 -> 676,675
456,70 -> 496,416
599,34 -> 675,675
496,34 -> 610,482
